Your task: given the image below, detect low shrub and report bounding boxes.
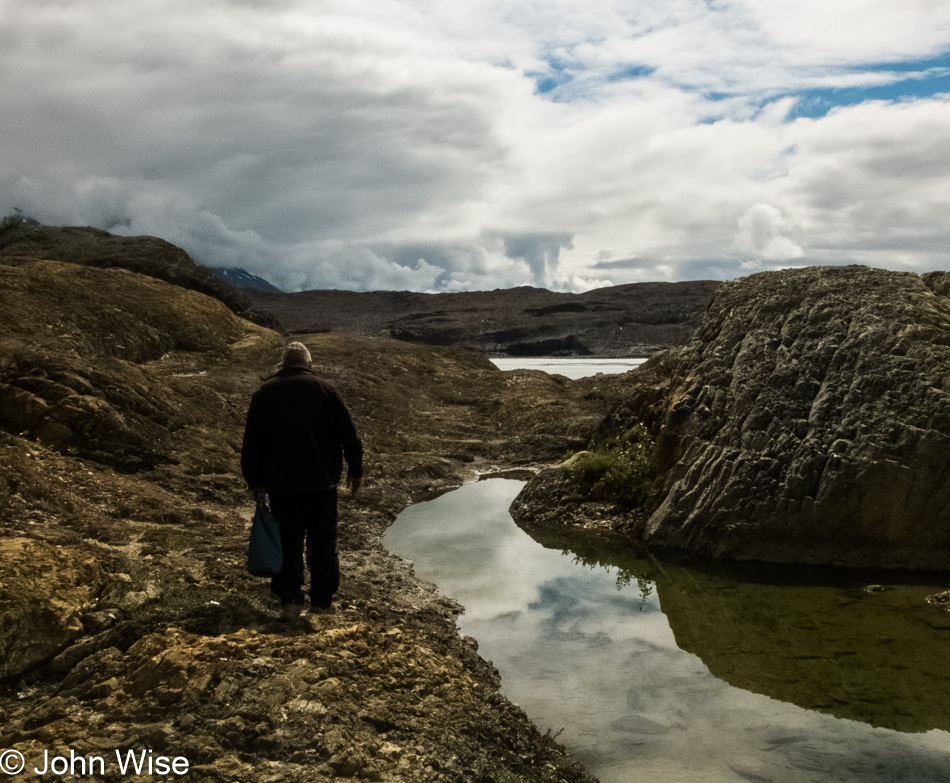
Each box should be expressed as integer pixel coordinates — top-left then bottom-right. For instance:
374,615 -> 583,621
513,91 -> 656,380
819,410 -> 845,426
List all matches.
568,424 -> 656,507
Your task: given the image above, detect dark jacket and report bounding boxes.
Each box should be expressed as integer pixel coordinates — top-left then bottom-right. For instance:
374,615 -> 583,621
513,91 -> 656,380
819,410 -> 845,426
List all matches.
241,367 -> 363,494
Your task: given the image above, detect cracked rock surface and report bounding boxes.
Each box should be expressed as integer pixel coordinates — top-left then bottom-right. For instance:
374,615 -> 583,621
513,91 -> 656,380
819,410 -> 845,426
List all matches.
546,265 -> 950,569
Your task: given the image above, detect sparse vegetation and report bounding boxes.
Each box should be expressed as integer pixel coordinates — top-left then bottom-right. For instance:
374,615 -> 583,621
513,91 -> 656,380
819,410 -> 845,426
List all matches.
568,424 -> 657,507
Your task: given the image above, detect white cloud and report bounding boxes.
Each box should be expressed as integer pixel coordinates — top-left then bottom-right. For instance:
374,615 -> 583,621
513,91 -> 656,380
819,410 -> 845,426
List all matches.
733,203 -> 803,260
740,0 -> 950,61
776,99 -> 950,263
1,0 -> 950,291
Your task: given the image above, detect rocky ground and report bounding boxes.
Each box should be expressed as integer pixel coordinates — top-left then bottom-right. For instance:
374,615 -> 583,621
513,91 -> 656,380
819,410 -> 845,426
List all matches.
0,250 -> 625,781
11,223 -> 949,781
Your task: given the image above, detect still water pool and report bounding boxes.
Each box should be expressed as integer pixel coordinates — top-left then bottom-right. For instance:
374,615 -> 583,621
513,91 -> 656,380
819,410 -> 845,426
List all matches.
383,478 -> 950,783
489,357 -> 647,380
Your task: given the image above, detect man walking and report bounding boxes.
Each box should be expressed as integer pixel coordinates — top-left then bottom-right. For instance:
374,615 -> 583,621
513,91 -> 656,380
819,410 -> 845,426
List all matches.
241,341 -> 363,620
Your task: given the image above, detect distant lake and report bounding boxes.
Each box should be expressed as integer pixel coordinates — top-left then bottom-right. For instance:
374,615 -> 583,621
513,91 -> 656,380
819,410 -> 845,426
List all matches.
489,357 -> 647,379
385,479 -> 950,783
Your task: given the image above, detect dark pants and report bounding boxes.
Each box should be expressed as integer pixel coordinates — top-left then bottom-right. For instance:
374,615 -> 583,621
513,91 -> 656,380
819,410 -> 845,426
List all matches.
268,490 -> 339,608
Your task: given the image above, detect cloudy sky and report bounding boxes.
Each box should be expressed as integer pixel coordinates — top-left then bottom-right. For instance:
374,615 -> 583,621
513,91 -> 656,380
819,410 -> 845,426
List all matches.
3,0 -> 950,292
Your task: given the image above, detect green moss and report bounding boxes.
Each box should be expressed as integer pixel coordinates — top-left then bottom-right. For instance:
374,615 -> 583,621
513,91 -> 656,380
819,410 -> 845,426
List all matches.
568,424 -> 656,507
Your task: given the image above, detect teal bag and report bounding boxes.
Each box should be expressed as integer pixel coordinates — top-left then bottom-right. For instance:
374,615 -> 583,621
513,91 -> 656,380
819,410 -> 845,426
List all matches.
247,503 -> 283,576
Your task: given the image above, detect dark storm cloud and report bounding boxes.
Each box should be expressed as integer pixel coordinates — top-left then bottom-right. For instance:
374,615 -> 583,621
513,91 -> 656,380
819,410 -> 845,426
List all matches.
496,232 -> 575,285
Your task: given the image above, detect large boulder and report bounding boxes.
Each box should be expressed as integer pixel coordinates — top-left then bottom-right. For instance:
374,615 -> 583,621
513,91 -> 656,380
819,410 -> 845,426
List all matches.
594,266 -> 950,569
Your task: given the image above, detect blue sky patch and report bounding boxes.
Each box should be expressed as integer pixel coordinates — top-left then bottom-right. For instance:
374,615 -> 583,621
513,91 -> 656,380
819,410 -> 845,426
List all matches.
609,65 -> 655,82
532,56 -> 576,94
789,55 -> 950,119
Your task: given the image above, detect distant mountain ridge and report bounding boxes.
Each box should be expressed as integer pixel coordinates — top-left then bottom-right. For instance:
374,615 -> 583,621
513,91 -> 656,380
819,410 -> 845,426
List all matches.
0,222 -> 714,356
249,281 -> 721,357
210,267 -> 281,292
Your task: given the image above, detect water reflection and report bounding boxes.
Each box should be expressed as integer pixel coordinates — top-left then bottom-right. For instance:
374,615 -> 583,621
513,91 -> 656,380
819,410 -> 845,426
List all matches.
524,521 -> 950,735
383,479 -> 950,783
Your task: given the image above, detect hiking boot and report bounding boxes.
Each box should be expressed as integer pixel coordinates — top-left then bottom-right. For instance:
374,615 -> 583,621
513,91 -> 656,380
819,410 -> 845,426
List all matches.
310,597 -> 334,615
279,603 -> 305,622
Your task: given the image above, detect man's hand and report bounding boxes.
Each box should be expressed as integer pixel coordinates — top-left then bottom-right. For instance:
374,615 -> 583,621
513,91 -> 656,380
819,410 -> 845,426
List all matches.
251,487 -> 268,506
347,476 -> 362,496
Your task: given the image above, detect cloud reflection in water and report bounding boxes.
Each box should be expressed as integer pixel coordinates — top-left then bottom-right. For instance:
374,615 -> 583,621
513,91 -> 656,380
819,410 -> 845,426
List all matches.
384,478 -> 950,783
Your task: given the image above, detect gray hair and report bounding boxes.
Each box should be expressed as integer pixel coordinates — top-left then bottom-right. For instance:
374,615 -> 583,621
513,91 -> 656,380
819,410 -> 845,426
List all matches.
281,341 -> 312,369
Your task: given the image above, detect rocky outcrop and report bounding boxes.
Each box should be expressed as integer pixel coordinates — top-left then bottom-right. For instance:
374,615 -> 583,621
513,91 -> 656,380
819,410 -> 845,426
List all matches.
0,257 -> 265,471
249,281 -> 721,357
922,270 -> 950,298
602,265 -> 950,569
0,223 -> 279,329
